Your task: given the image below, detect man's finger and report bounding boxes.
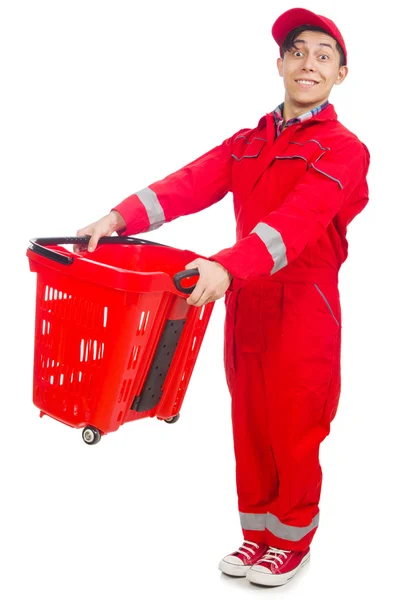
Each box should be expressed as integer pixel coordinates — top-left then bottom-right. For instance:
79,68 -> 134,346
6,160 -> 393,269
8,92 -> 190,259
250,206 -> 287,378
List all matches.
196,292 -> 213,307
186,280 -> 207,305
73,244 -> 87,253
88,235 -> 98,252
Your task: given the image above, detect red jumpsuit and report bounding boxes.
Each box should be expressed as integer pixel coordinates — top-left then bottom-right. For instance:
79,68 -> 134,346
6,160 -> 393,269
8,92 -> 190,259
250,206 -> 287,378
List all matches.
112,103 -> 370,551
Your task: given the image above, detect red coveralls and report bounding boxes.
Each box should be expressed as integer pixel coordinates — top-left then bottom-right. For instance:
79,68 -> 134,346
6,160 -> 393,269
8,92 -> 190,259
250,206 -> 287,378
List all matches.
112,103 -> 370,551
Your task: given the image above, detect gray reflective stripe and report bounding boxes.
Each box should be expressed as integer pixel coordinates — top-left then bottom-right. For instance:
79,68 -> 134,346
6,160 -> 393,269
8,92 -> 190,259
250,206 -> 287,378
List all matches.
240,512 -> 319,542
239,512 -> 267,530
146,222 -> 163,232
275,155 -> 309,165
232,152 -> 264,161
314,284 -> 340,327
136,187 -> 165,229
234,135 -> 267,144
311,164 -> 343,189
251,223 -> 287,274
289,139 -> 330,151
266,512 -> 320,542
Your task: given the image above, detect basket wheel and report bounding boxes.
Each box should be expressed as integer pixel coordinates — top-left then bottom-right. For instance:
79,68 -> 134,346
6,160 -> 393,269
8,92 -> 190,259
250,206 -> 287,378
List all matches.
82,426 -> 102,445
164,413 -> 180,424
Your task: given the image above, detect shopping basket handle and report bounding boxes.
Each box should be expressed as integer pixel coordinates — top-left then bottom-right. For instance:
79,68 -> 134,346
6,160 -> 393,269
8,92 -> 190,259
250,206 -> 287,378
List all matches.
173,269 -> 200,294
28,236 -> 170,265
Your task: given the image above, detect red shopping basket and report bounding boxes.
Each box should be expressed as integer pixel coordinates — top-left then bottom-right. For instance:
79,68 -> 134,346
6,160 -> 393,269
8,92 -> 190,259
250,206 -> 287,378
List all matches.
27,236 -> 215,444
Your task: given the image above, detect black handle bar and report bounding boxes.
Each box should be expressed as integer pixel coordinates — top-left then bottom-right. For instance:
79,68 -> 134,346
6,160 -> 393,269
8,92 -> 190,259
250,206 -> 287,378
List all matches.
28,236 -> 200,295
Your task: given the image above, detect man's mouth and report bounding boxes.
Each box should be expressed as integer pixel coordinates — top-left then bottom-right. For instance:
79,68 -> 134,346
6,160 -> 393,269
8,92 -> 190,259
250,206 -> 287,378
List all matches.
295,79 -> 319,87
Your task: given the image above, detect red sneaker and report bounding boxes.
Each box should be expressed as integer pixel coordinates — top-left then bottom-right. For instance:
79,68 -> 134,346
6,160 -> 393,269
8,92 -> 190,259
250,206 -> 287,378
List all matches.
218,540 -> 268,577
246,546 -> 310,586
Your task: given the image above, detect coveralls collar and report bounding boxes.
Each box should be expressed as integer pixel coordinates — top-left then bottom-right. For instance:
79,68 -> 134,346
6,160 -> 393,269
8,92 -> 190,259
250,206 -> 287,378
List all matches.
257,102 -> 338,136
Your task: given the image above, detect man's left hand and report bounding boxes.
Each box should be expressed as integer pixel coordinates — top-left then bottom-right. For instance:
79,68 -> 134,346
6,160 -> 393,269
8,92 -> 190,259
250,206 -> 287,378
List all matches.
184,258 -> 232,306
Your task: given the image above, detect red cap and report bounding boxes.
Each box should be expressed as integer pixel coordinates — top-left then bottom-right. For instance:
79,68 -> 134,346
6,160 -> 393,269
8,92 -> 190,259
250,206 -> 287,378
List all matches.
272,8 -> 347,65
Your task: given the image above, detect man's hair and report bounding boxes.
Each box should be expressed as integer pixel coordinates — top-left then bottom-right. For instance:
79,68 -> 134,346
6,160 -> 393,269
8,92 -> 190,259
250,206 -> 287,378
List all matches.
280,25 -> 346,68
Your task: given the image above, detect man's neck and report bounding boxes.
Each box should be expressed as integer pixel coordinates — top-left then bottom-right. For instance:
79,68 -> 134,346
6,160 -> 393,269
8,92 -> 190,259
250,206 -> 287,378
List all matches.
282,97 -> 329,122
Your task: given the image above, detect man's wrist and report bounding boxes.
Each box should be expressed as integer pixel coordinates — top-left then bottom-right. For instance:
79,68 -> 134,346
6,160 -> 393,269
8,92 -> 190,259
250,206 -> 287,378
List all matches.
110,210 -> 126,231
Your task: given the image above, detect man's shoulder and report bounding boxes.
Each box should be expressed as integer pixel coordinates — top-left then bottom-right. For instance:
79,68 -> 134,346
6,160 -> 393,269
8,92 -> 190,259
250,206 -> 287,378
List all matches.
298,119 -> 368,155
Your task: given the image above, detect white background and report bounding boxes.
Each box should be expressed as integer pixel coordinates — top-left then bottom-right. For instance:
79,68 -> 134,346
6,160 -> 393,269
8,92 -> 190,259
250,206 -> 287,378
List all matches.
1,0 -> 395,598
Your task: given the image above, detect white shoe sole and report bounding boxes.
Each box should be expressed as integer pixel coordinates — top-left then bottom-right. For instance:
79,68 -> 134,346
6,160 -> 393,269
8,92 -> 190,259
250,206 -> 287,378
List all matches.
218,558 -> 250,577
246,552 -> 310,587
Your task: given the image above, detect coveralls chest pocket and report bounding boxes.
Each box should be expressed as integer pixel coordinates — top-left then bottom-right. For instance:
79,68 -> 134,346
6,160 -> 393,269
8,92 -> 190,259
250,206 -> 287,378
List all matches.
269,139 -> 331,194
231,135 -> 268,199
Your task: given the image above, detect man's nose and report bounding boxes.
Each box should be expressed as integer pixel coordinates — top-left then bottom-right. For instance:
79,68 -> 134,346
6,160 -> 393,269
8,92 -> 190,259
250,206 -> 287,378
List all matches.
301,54 -> 316,71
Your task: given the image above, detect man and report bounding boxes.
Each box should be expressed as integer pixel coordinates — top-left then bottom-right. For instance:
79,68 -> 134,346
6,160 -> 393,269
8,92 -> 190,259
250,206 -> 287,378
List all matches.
76,8 -> 369,587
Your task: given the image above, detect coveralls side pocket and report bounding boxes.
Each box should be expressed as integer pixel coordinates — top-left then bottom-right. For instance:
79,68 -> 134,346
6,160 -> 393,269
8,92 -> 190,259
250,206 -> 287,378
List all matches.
313,284 -> 341,329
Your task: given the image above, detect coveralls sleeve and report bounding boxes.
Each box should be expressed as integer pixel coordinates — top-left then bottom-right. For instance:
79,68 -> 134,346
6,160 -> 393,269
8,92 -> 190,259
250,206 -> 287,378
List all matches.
111,129 -> 249,236
208,141 -> 370,282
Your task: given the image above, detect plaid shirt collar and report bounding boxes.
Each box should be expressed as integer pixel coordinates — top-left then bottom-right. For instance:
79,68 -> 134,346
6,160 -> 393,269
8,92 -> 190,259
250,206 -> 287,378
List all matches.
273,100 -> 329,138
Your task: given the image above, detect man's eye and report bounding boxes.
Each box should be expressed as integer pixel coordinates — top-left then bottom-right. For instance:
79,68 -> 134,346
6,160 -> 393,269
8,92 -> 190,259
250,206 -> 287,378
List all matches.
294,51 -> 303,57
320,55 -> 329,60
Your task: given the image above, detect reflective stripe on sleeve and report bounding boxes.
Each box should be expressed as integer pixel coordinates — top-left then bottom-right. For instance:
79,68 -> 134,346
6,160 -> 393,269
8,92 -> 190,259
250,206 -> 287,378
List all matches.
250,223 -> 288,274
136,187 -> 165,229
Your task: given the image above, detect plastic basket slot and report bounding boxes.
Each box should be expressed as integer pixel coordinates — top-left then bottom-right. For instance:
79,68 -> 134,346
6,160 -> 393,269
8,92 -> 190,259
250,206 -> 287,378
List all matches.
137,310 -> 151,335
119,378 -> 133,404
127,345 -> 141,371
85,338 -> 91,362
41,319 -> 51,336
80,338 -> 103,363
119,379 -> 127,402
131,318 -> 186,413
123,379 -> 132,403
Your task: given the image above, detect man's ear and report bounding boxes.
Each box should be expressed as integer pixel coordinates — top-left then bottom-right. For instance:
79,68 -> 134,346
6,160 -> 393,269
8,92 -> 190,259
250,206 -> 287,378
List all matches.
335,65 -> 348,86
277,57 -> 283,77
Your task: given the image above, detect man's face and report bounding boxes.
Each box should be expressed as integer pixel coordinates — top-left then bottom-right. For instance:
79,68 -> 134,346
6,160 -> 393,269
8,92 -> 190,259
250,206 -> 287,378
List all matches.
277,30 -> 348,109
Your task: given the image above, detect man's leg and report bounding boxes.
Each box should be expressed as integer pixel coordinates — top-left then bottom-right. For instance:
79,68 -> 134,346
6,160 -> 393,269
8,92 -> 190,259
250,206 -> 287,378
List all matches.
257,282 -> 342,552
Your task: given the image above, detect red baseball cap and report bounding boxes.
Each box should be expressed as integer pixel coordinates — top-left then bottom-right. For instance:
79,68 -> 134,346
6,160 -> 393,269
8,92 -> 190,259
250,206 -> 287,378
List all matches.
272,8 -> 347,65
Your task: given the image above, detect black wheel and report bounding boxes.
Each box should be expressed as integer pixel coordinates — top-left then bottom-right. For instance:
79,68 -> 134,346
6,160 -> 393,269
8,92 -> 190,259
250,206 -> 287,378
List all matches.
82,426 -> 101,445
164,413 -> 180,424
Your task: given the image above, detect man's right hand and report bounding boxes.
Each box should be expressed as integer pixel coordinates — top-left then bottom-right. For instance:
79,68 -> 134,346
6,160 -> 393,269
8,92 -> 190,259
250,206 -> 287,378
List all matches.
74,211 -> 127,253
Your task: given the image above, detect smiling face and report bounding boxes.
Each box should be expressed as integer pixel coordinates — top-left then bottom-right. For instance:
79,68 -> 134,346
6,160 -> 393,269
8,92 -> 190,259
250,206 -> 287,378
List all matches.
277,29 -> 348,114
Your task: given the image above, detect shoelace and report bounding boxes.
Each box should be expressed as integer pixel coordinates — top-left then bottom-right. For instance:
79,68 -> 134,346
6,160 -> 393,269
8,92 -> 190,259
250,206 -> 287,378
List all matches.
235,540 -> 260,560
256,547 -> 291,568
